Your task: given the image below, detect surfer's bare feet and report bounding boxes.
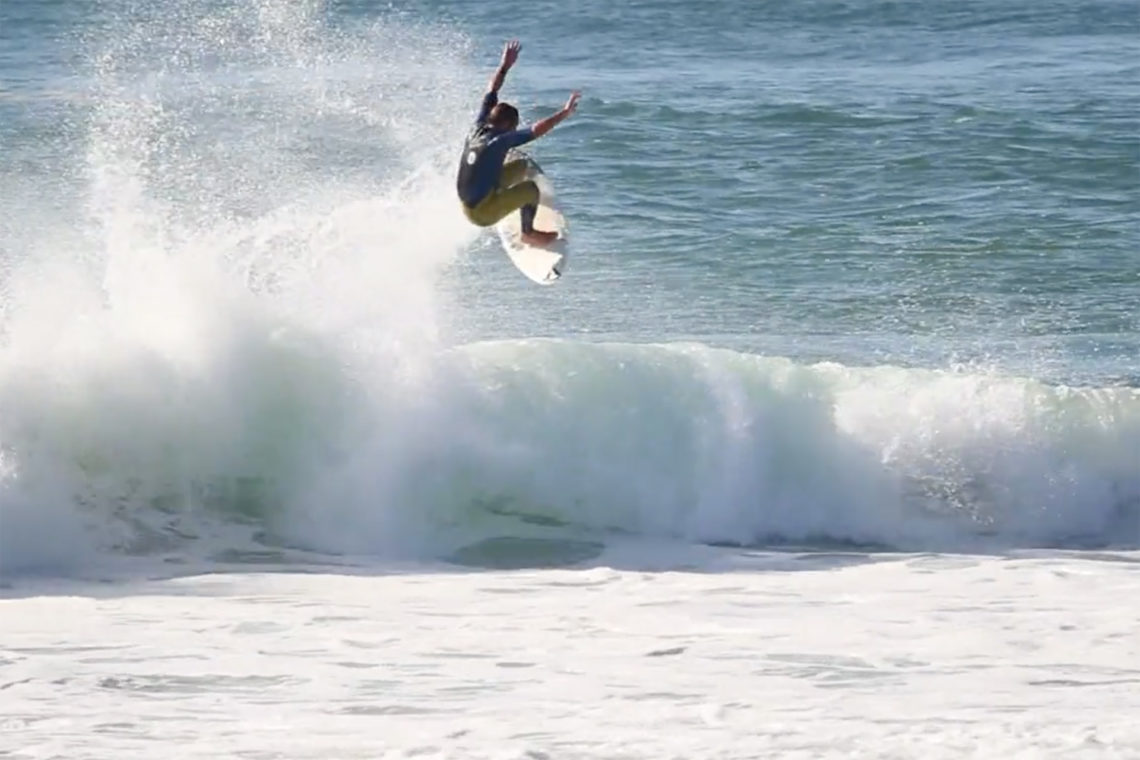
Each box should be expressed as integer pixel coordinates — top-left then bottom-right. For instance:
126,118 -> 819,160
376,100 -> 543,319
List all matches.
521,229 -> 558,247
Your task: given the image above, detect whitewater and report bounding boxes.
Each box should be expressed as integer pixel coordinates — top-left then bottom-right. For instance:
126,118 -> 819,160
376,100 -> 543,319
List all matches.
2,0 -> 1140,756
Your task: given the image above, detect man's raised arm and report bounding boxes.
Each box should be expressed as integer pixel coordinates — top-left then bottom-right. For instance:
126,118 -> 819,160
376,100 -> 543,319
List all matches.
488,39 -> 521,95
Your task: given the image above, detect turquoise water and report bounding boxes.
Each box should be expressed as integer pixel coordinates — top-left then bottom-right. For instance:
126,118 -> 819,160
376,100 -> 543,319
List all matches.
1,0 -> 1138,568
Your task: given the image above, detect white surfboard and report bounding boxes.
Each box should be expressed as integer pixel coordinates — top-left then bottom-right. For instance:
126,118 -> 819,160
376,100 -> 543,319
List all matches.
495,152 -> 569,285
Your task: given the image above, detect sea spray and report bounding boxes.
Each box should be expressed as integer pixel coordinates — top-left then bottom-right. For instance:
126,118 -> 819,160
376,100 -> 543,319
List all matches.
0,2 -> 479,573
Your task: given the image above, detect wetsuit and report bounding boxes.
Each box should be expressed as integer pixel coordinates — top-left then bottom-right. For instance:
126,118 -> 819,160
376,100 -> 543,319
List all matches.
456,92 -> 539,231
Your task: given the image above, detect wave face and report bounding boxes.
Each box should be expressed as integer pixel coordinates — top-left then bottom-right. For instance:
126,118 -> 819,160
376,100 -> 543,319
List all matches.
293,340 -> 1140,555
4,330 -> 1139,573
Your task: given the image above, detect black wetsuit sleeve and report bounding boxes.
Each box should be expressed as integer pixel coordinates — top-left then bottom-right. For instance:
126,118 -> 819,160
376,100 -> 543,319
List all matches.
475,91 -> 498,126
503,127 -> 536,148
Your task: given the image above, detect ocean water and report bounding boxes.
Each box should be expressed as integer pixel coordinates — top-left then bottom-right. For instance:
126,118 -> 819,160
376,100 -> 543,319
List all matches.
2,0 -> 1140,756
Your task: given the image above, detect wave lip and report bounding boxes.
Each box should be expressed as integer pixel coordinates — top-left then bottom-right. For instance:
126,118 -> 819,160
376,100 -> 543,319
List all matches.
3,338 -> 1139,575
419,341 -> 1140,552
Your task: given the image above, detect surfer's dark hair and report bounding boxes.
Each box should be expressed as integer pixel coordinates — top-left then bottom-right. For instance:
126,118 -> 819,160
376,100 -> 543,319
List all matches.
490,102 -> 519,129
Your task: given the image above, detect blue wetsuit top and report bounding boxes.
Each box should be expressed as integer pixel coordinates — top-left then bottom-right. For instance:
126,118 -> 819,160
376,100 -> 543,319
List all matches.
456,91 -> 536,208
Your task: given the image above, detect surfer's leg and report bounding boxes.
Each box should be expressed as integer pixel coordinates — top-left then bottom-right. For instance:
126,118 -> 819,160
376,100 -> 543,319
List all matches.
519,201 -> 537,233
498,159 -> 530,189
473,180 -> 539,226
500,180 -> 558,245
486,160 -> 543,229
501,165 -> 538,231
497,160 -> 543,232
496,181 -> 555,246
472,177 -> 558,247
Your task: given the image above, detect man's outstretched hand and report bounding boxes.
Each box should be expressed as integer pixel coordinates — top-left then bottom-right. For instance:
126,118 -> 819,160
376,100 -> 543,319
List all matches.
501,40 -> 521,70
489,40 -> 521,94
533,90 -> 583,137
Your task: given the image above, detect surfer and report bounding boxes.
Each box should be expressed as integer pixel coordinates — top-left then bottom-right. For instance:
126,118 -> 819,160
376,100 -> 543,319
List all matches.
456,40 -> 580,248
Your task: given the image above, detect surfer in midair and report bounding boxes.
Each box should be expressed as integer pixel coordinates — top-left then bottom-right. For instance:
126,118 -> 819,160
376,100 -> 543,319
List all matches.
456,40 -> 580,247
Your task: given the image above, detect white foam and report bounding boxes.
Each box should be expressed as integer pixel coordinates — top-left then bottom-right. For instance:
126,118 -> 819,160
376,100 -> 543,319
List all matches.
0,4 -> 479,574
5,554 -> 1140,757
280,340 -> 1140,559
